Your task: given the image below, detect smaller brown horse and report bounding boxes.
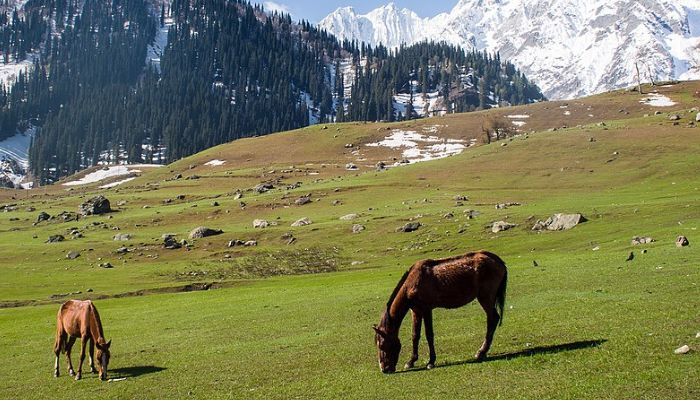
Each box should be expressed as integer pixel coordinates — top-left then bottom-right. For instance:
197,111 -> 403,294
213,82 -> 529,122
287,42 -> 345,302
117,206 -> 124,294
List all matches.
373,251 -> 507,373
54,300 -> 112,380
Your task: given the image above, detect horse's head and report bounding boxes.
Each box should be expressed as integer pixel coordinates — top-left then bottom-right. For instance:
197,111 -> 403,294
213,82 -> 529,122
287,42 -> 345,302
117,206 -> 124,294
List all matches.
373,324 -> 401,373
95,339 -> 112,381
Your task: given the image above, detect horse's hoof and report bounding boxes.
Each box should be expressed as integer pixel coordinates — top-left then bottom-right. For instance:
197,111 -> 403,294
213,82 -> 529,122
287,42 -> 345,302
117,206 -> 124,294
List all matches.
404,362 -> 414,370
54,371 -> 59,378
74,374 -> 82,381
426,363 -> 435,370
474,352 -> 486,361
90,367 -> 97,374
69,369 -> 75,377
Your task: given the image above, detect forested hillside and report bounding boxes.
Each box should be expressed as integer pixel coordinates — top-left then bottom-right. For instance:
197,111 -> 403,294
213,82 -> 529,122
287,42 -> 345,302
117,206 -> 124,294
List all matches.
0,0 -> 545,184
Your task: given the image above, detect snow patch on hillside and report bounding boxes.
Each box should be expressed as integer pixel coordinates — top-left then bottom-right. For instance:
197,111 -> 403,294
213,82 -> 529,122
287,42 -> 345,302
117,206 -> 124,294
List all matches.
147,17 -> 173,72
366,127 -> 466,164
639,93 -> 676,107
63,164 -> 162,186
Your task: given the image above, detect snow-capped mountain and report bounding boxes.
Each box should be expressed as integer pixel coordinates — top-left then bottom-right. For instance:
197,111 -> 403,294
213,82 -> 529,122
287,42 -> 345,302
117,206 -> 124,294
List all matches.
320,0 -> 700,100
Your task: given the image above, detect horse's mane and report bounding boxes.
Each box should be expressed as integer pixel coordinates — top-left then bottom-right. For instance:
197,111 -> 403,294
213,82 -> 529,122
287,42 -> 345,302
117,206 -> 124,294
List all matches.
386,268 -> 411,310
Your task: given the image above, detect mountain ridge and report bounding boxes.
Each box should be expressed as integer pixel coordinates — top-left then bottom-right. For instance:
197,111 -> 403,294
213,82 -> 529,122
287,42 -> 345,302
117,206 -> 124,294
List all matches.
319,0 -> 700,100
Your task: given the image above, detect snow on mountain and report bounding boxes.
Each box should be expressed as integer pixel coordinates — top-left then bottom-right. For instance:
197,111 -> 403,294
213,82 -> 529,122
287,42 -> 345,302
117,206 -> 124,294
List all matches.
320,0 -> 700,100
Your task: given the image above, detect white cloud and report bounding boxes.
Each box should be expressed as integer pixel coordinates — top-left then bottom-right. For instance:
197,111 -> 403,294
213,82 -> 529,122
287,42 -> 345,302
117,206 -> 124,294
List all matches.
263,1 -> 292,16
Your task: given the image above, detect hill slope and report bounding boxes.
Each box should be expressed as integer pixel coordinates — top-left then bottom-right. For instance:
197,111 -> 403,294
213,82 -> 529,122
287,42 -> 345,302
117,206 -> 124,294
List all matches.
0,82 -> 698,398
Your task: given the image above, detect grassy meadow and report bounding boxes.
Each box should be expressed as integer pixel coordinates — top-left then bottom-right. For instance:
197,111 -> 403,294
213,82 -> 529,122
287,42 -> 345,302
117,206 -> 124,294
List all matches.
0,82 -> 698,399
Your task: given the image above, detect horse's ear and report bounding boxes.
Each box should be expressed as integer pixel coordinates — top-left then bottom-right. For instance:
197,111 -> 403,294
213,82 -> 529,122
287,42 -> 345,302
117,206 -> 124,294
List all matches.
372,325 -> 385,337
106,339 -> 112,349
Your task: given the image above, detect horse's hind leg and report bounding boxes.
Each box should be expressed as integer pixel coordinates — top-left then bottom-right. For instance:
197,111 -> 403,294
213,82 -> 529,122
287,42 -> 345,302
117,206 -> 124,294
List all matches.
65,336 -> 77,376
424,310 -> 437,369
475,295 -> 500,361
88,338 -> 96,373
404,310 -> 422,369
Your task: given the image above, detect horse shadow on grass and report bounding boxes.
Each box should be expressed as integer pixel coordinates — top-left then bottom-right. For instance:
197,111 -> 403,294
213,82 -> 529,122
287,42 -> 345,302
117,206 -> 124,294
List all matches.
109,365 -> 166,379
399,339 -> 607,373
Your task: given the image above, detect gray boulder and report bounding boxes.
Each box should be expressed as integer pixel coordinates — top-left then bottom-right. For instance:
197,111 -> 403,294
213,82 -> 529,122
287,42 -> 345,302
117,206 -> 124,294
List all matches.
352,224 -> 366,233
79,195 -> 111,216
253,183 -> 274,193
113,233 -> 133,241
253,219 -> 271,228
163,235 -> 181,249
340,213 -> 358,221
676,235 -> 689,247
35,212 -> 51,224
291,217 -> 312,227
189,227 -> 223,239
631,236 -> 654,245
66,251 -> 80,260
492,221 -> 517,233
46,235 -> 65,243
295,196 -> 312,206
397,222 -> 421,233
534,213 -> 587,231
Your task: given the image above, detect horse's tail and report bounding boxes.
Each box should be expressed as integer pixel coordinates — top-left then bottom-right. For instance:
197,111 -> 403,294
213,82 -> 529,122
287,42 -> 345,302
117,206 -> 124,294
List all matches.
54,307 -> 65,354
496,266 -> 508,327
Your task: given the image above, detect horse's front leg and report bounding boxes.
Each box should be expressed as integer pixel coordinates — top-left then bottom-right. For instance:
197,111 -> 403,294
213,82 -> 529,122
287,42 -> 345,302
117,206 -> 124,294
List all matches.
65,337 -> 77,377
424,310 -> 436,369
88,338 -> 97,374
404,310 -> 422,369
75,336 -> 87,380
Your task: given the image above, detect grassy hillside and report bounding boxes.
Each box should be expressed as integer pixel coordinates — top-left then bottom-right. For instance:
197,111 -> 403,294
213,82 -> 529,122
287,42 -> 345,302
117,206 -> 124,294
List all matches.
0,82 -> 698,399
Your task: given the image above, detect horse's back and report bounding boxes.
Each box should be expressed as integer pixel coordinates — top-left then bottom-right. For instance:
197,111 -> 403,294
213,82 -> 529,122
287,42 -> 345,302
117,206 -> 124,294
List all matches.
57,300 -> 94,337
407,251 -> 506,308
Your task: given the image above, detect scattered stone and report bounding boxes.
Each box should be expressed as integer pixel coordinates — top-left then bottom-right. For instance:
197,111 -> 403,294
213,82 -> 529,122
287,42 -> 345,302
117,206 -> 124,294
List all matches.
376,161 -> 386,171
454,195 -> 468,201
295,196 -> 312,206
654,111 -> 662,115
676,235 -> 689,247
233,192 -> 243,200
291,217 -> 312,227
345,163 -> 358,170
86,288 -> 93,293
625,251 -> 634,261
35,212 -> 51,225
495,202 -> 521,209
185,175 -> 200,180
696,112 -> 700,122
66,251 -> 80,260
244,240 -> 257,247
163,198 -> 173,204
189,227 -> 224,239
99,262 -> 113,269
631,236 -> 654,245
116,200 -> 127,206
113,233 -> 132,241
340,213 -> 358,221
173,173 -> 183,180
352,224 -> 366,233
79,195 -> 111,216
463,209 -> 480,219
668,114 -> 681,121
163,235 -> 181,249
46,235 -> 65,243
397,222 -> 422,233
211,201 -> 220,207
443,212 -> 454,219
228,240 -> 245,247
115,247 -> 129,255
344,143 -> 353,148
491,221 -> 517,233
332,200 -> 342,206
253,219 -> 271,228
253,183 -> 274,193
176,195 -> 186,201
674,345 -> 690,355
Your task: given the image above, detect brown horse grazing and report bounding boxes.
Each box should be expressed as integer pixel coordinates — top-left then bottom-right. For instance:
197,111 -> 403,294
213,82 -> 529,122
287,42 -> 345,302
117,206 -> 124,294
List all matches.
373,251 -> 507,373
54,300 -> 112,380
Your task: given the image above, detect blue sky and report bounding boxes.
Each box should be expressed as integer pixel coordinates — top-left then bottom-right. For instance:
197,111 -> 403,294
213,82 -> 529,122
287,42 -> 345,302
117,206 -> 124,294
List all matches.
254,1 -> 455,24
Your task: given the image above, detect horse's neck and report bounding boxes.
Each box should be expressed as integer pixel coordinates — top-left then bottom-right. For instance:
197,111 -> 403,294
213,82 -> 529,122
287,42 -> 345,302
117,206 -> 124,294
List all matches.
386,289 -> 410,334
88,306 -> 106,343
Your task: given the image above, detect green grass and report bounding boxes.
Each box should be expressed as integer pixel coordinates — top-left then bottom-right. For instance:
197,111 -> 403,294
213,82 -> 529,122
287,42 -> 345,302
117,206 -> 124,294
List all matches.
0,83 -> 699,398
